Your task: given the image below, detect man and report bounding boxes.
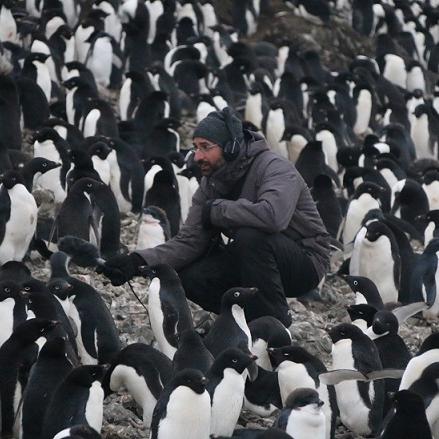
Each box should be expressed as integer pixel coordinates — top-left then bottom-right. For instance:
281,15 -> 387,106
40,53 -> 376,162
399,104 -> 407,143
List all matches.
99,107 -> 330,326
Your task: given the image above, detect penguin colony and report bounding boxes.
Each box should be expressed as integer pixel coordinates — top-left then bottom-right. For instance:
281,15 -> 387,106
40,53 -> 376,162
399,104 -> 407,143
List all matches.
3,0 -> 439,438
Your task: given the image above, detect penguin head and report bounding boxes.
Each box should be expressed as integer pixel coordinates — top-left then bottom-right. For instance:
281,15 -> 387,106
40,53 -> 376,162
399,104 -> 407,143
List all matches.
413,103 -> 430,118
170,368 -> 208,395
328,323 -> 364,344
0,170 -> 25,189
336,147 -> 361,168
268,345 -> 314,369
72,177 -> 106,194
28,52 -> 50,63
418,332 -> 439,354
12,318 -> 60,345
391,390 -> 427,416
284,387 -> 324,411
416,209 -> 439,225
213,347 -> 257,375
69,365 -> 106,386
88,141 -> 112,160
0,280 -> 22,301
20,278 -> 47,296
353,181 -> 386,201
371,310 -> 398,337
342,275 -> 378,295
32,127 -> 61,144
39,336 -> 68,359
422,168 -> 439,186
346,304 -> 377,327
47,278 -> 74,300
364,221 -> 389,243
28,158 -> 61,175
62,425 -> 102,439
220,287 -> 258,311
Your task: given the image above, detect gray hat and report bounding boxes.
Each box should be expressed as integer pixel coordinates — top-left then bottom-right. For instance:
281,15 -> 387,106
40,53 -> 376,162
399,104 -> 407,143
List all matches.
193,107 -> 243,147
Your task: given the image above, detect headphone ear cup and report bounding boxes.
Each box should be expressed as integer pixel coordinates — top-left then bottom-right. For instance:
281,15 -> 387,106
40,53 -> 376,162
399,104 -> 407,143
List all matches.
223,139 -> 240,161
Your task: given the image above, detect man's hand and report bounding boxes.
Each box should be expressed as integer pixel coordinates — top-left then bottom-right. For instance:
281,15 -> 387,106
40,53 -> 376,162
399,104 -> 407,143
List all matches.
97,253 -> 146,286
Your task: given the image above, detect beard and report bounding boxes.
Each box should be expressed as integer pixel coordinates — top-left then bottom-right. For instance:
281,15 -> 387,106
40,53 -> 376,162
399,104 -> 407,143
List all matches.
197,157 -> 225,176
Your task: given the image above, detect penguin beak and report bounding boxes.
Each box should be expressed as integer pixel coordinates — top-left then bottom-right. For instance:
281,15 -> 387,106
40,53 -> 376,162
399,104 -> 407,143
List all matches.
247,360 -> 258,382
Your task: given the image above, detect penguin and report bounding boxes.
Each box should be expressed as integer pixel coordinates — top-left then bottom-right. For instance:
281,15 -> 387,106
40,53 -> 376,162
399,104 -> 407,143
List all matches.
119,71 -> 153,121
21,158 -> 61,193
208,348 -> 257,437
85,31 -> 114,89
346,304 -> 377,332
280,125 -> 312,163
342,182 -> 384,252
248,316 -> 292,371
366,310 -> 412,413
375,157 -> 406,190
342,275 -> 384,309
311,174 -> 343,239
204,287 -> 258,358
0,170 -> 38,265
41,365 -> 105,439
48,253 -> 121,365
353,83 -> 374,136
418,210 -> 439,247
411,104 -> 435,159
45,117 -> 84,151
82,99 -> 119,138
136,205 -> 171,250
275,387 -> 326,439
173,329 -> 214,375
144,264 -> 193,360
0,280 -> 27,348
400,333 -> 439,391
150,368 -> 211,439
328,323 -> 384,436
314,122 -> 340,173
33,127 -> 71,203
423,169 -> 439,210
88,141 -> 112,185
144,167 -> 181,237
21,337 -> 74,439
22,52 -> 52,102
268,345 -> 338,439
349,221 -> 400,304
102,343 -> 173,427
0,318 -> 59,437
66,149 -> 102,189
53,425 -> 102,439
378,53 -> 407,89
406,61 -> 426,93
55,178 -> 105,245
378,390 -> 432,439
264,101 -> 293,159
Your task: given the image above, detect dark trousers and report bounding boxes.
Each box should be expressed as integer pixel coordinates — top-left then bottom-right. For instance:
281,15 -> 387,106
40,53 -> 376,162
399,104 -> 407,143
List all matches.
178,228 -> 319,327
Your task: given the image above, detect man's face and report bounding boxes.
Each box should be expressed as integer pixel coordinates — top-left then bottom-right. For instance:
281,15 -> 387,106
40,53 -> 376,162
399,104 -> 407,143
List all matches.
193,137 -> 225,176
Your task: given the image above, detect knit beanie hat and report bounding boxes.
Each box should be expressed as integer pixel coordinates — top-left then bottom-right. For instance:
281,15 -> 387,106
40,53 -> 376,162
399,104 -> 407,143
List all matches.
193,107 -> 244,147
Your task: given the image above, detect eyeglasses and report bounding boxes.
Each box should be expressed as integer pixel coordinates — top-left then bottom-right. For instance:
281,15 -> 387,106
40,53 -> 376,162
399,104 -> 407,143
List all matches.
190,142 -> 220,154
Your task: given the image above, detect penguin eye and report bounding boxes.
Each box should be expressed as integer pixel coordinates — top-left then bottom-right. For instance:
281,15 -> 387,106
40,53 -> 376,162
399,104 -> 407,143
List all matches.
233,292 -> 240,298
87,183 -> 92,188
284,353 -> 288,357
39,327 -> 45,333
42,163 -> 47,167
4,287 -> 10,293
24,286 -> 30,291
54,286 -> 60,291
353,280 -> 358,286
232,358 -> 237,363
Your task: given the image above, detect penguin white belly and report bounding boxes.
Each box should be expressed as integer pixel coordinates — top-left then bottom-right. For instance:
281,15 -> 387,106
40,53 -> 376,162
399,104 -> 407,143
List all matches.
245,94 -> 263,129
75,26 -> 93,63
266,109 -> 288,158
407,67 -> 426,92
157,388 -> 211,439
148,278 -> 176,360
0,6 -> 17,43
423,264 -> 439,321
210,369 -> 245,436
87,38 -> 112,88
356,236 -> 398,304
426,396 -> 439,439
68,299 -> 98,365
110,364 -> 157,426
196,102 -> 216,125
146,0 -> 163,43
317,384 -> 333,439
85,381 -> 104,432
66,88 -> 76,125
34,61 -> 52,102
424,182 -> 439,210
287,135 -> 308,163
119,78 -> 131,121
144,166 -> 162,196
83,109 -> 101,137
13,381 -> 22,439
380,168 -> 398,190
277,362 -> 315,405
316,130 -> 338,172
231,304 -> 251,351
286,406 -> 326,439
0,298 -> 15,347
64,36 -> 76,64
136,219 -> 166,250
424,222 -> 436,247
332,339 -> 372,435
92,157 -> 111,185
62,0 -> 77,27
383,55 -> 407,89
343,195 -> 379,248
108,151 -> 132,214
251,339 -> 271,370
176,174 -> 192,223
412,116 -> 432,159
354,90 -> 372,136
0,185 -> 37,264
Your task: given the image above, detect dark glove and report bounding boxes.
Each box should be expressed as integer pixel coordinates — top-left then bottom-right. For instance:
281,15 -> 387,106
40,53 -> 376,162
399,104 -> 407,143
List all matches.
97,253 -> 146,286
201,199 -> 215,229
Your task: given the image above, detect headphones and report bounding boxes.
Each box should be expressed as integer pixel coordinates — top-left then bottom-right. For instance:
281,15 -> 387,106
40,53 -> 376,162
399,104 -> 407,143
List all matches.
222,108 -> 242,162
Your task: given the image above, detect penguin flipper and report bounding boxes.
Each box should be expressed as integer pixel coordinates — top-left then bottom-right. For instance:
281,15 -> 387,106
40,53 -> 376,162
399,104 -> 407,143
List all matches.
78,310 -> 98,360
0,186 -> 10,245
392,301 -> 428,324
161,300 -> 179,348
319,369 -> 367,385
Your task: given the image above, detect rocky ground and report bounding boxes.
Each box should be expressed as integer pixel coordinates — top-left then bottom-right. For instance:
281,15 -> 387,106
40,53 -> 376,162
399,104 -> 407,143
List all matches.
26,213 -> 438,439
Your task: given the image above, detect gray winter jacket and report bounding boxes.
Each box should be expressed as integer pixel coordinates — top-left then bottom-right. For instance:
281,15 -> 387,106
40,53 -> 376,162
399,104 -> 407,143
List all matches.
136,131 -> 331,280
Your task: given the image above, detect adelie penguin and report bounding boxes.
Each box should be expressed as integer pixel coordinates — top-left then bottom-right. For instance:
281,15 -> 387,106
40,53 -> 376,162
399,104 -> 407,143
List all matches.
144,264 -> 193,360
136,206 -> 171,250
208,347 -> 258,437
342,275 -> 384,309
102,343 -> 173,427
0,170 -> 38,265
150,368 -> 211,439
41,365 -> 105,439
